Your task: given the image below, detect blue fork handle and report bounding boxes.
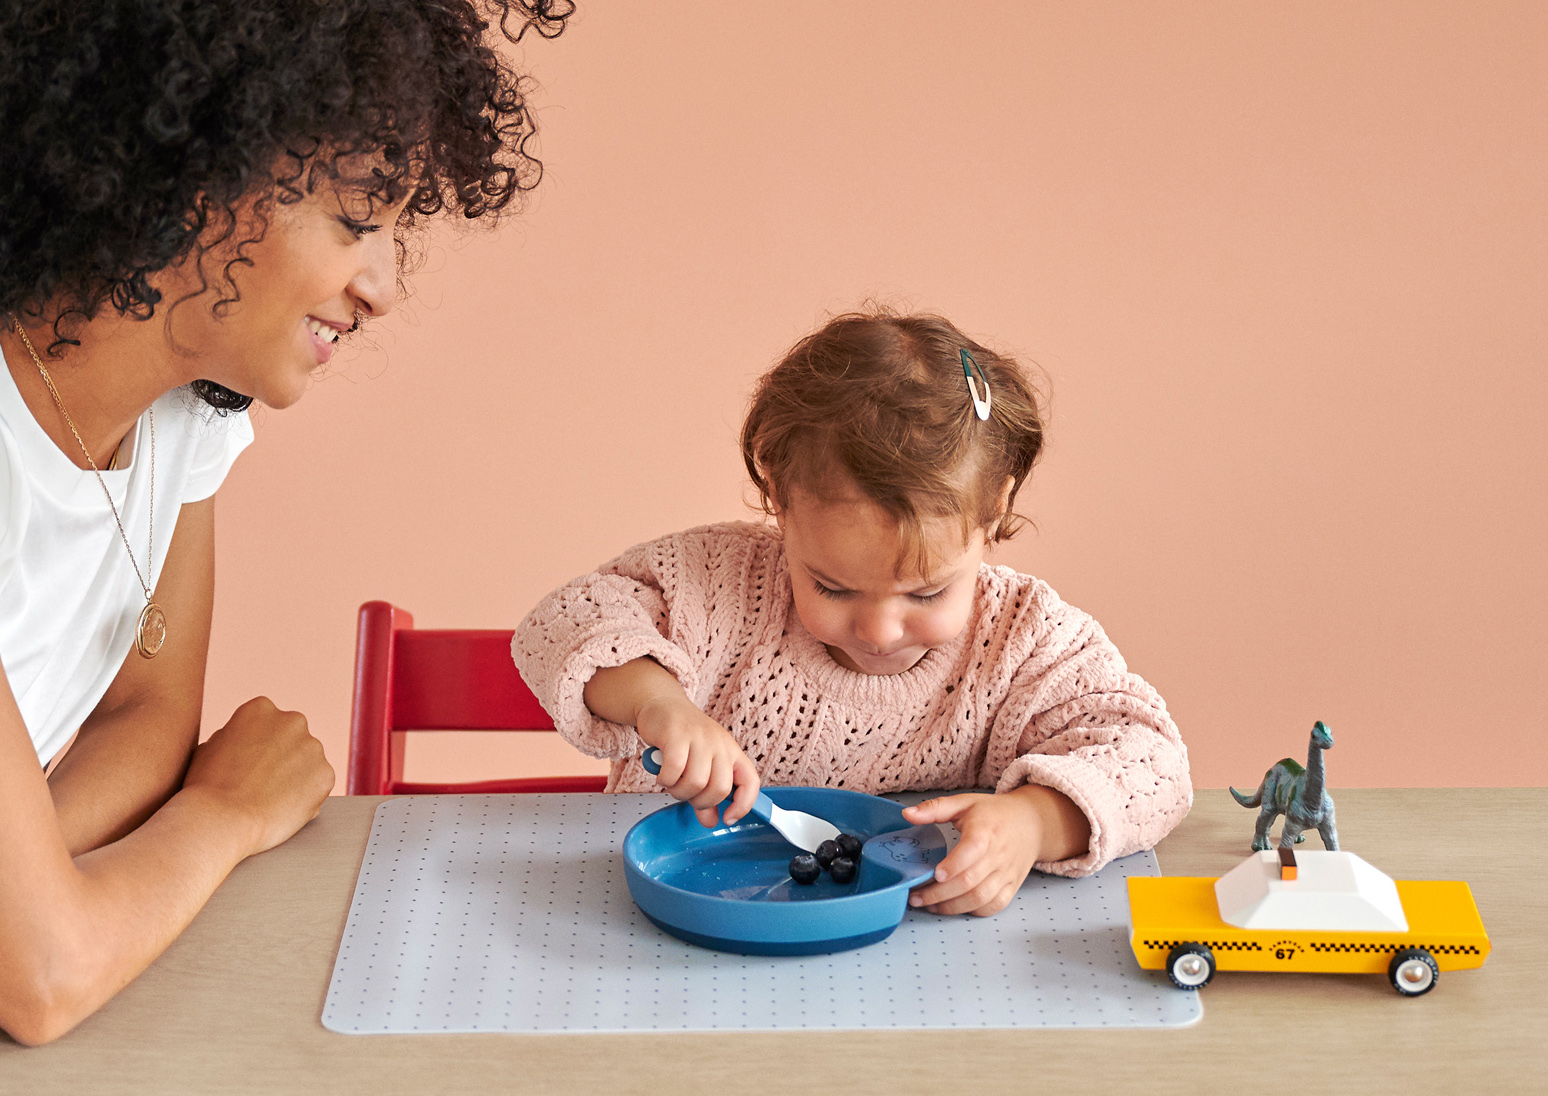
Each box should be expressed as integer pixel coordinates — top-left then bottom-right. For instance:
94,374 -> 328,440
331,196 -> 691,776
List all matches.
640,749 -> 772,822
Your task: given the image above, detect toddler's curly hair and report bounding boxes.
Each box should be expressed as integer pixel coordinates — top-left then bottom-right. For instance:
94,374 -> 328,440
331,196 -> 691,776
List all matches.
742,309 -> 1046,570
0,0 -> 572,410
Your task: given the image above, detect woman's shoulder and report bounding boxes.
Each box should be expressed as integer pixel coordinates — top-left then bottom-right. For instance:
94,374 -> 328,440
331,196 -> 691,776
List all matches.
157,388 -> 254,449
0,416 -> 29,577
151,389 -> 253,502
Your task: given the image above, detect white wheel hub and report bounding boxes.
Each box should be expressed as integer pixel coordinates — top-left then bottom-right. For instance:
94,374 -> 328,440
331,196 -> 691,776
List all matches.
1396,957 -> 1434,993
1172,953 -> 1210,987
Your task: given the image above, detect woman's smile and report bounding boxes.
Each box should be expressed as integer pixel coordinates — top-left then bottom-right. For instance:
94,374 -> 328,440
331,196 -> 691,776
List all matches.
305,314 -> 352,365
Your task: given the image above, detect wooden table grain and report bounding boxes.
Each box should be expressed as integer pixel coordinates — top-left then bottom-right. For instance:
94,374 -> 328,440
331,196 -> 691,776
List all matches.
2,789 -> 1542,1095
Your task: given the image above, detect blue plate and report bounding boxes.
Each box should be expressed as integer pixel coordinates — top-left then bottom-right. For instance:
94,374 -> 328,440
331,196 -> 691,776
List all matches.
622,787 -> 946,956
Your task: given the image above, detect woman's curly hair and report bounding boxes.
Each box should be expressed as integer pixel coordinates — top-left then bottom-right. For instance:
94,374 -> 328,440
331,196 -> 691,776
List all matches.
0,0 -> 572,410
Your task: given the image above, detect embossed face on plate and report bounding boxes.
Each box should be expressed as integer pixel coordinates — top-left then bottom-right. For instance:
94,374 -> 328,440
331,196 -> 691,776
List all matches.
873,832 -> 928,864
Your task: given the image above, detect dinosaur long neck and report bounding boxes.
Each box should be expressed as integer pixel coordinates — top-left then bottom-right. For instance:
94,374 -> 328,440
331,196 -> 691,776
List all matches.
1304,739 -> 1326,799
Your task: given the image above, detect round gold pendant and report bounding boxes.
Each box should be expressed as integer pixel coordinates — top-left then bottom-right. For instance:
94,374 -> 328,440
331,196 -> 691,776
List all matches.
136,601 -> 167,658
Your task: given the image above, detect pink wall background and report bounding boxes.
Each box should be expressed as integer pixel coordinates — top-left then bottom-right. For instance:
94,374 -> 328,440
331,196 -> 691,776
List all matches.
200,2 -> 1547,790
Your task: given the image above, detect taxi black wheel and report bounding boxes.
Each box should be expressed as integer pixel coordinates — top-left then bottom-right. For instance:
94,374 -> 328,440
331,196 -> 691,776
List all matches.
1388,948 -> 1438,996
1166,943 -> 1216,990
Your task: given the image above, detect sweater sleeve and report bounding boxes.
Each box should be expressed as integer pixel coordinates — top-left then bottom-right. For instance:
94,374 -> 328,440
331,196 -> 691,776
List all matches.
985,597 -> 1192,878
511,532 -> 715,759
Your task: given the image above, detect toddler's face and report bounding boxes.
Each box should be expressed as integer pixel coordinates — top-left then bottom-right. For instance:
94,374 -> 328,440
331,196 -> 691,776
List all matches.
779,487 -> 988,676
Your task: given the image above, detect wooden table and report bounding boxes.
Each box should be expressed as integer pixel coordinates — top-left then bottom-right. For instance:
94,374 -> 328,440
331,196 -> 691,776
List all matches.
2,789 -> 1542,1095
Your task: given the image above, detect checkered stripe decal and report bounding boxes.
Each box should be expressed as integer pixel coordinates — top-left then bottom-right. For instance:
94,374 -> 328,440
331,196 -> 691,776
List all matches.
1142,938 -> 1481,956
1308,941 -> 1481,955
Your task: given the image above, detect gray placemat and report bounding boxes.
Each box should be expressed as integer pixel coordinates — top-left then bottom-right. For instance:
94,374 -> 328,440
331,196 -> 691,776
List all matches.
322,794 -> 1201,1034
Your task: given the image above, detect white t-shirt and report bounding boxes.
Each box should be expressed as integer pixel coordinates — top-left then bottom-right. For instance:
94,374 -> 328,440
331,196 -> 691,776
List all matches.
0,347 -> 252,764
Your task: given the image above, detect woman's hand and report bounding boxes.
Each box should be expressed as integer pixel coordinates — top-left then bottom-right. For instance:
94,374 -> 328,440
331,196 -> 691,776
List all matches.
634,693 -> 760,828
180,697 -> 334,858
900,784 -> 1091,917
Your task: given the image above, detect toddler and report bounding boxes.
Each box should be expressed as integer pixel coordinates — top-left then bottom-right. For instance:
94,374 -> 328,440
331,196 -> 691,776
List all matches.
513,310 -> 1191,916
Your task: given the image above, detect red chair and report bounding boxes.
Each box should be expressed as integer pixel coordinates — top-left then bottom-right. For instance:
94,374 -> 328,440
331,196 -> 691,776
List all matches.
346,600 -> 609,795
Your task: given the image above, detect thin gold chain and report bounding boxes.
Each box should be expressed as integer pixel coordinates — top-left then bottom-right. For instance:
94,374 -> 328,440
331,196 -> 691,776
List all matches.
7,315 -> 155,602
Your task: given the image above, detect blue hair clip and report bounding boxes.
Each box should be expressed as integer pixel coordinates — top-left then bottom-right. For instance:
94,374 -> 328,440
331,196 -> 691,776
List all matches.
961,349 -> 991,421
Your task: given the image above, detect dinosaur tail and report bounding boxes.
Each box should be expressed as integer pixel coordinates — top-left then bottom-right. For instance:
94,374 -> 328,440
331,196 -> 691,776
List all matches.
1229,785 -> 1262,808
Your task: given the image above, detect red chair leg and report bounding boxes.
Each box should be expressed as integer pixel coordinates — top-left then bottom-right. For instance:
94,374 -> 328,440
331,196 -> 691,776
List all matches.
347,601 -> 412,795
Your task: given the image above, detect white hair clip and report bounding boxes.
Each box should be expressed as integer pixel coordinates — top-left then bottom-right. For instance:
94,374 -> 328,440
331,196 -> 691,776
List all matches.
961,349 -> 992,421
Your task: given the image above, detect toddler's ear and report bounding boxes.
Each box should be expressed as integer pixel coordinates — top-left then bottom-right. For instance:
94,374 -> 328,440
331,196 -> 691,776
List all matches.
768,486 -> 788,530
988,476 -> 1015,539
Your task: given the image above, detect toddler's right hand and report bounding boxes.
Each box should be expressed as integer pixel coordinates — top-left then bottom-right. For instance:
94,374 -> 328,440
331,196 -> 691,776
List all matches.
635,695 -> 760,828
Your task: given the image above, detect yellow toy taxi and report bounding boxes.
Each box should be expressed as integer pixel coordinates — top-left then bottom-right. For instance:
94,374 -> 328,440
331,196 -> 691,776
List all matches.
1128,847 -> 1490,996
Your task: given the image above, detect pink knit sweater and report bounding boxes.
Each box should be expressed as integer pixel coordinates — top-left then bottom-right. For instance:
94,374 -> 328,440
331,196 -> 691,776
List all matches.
512,522 -> 1191,877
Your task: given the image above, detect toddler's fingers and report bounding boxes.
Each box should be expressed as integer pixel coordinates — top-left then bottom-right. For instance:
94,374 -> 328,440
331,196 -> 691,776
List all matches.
689,754 -> 735,813
654,744 -> 690,789
693,803 -> 723,829
969,882 -> 1020,918
909,840 -> 993,909
724,756 -> 761,825
675,747 -> 714,803
908,866 -> 976,910
901,793 -> 982,824
904,854 -> 978,904
917,872 -> 1005,916
934,831 -> 992,885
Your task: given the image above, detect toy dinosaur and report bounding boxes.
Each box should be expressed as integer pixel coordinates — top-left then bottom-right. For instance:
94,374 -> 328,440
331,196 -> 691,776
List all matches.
1230,720 -> 1339,852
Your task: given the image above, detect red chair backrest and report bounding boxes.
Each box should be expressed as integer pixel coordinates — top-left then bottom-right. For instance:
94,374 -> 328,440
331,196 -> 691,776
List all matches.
346,600 -> 608,795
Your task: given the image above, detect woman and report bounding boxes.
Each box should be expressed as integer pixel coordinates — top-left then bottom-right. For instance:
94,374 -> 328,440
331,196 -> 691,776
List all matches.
0,0 -> 571,1044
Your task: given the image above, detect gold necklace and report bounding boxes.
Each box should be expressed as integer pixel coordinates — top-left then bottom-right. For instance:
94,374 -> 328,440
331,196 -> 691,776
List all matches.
7,315 -> 165,658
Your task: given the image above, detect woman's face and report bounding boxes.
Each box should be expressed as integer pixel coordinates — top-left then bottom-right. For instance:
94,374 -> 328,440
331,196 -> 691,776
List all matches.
778,486 -> 988,675
153,176 -> 410,408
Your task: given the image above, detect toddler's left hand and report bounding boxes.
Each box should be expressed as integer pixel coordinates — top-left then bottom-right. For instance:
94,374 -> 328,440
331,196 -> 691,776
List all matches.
901,785 -> 1085,917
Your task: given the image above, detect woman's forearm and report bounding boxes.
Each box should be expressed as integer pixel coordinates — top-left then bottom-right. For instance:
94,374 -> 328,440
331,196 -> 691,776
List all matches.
1,785 -> 256,1046
47,703 -> 200,857
2,693 -> 332,1046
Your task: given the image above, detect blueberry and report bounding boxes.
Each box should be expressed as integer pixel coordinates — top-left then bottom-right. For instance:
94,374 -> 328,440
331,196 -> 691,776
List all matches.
814,839 -> 840,869
828,856 -> 856,884
835,833 -> 863,860
789,853 -> 821,885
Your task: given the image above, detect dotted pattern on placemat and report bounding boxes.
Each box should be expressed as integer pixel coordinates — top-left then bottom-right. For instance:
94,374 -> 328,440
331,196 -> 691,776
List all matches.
322,795 -> 1202,1035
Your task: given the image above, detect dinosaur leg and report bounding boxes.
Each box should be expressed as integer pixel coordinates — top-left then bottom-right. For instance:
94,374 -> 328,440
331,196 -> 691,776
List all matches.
1278,821 -> 1304,849
1253,807 -> 1276,851
1317,800 -> 1339,851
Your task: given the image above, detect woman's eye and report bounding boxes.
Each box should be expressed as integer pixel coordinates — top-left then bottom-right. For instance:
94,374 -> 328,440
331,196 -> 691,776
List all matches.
338,216 -> 380,239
